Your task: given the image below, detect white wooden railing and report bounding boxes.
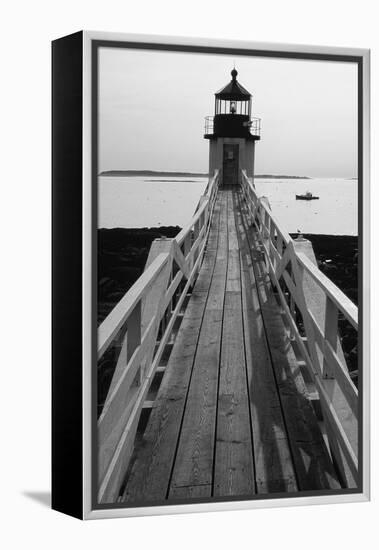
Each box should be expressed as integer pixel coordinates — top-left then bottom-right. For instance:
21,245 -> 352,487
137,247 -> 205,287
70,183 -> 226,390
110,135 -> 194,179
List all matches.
241,169 -> 359,488
97,170 -> 220,503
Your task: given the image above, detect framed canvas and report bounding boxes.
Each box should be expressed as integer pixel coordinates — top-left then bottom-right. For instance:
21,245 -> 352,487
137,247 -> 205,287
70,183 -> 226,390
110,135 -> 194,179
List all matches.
52,31 -> 370,520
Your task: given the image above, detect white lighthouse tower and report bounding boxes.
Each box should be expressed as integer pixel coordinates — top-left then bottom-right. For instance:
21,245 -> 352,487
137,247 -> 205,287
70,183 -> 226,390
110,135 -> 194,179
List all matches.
204,68 -> 260,185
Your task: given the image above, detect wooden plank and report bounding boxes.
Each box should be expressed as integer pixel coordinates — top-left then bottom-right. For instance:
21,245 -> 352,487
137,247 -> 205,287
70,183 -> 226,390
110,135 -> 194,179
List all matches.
167,307 -> 222,498
169,484 -> 212,499
227,191 -> 239,251
235,190 -> 298,494
214,290 -> 255,496
122,197 -> 223,503
249,227 -> 341,491
225,193 -> 241,292
168,192 -> 229,499
122,292 -> 209,503
214,190 -> 255,496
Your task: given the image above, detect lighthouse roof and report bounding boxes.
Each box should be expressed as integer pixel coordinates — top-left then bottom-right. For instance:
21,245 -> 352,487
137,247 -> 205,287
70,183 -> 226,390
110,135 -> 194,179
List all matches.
215,69 -> 251,100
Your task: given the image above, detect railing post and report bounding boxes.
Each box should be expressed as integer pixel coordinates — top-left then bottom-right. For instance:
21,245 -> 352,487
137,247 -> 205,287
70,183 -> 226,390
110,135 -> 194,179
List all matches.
259,198 -> 271,268
194,196 -> 207,277
277,234 -> 284,257
289,278 -> 297,340
289,246 -> 312,354
141,238 -> 173,378
200,206 -> 206,231
127,301 -> 142,383
183,232 -> 191,258
251,189 -> 257,221
194,217 -> 200,241
323,296 -> 338,378
270,222 -> 276,268
264,213 -> 271,269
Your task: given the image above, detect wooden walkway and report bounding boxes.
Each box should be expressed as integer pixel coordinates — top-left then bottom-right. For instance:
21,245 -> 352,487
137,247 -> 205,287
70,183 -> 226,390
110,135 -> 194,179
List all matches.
121,187 -> 341,504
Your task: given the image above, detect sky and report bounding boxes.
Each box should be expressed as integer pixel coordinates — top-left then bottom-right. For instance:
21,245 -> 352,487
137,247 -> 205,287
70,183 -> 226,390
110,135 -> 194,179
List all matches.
99,47 -> 358,178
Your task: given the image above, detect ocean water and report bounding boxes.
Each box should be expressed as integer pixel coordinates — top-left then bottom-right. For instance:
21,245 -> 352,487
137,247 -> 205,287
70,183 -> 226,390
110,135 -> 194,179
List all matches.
98,176 -> 208,229
254,178 -> 357,235
98,176 -> 358,236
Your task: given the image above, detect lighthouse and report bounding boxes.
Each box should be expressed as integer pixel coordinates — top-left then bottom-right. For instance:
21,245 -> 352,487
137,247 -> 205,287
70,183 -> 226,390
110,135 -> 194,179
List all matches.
204,68 -> 260,186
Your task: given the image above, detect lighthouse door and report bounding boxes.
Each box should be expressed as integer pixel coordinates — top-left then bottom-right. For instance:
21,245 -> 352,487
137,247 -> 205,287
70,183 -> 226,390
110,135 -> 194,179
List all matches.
222,144 -> 239,186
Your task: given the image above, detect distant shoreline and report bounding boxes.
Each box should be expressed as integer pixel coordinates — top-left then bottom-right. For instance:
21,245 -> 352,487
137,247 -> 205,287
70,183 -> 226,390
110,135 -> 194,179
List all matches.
99,170 -> 311,179
99,170 -> 208,177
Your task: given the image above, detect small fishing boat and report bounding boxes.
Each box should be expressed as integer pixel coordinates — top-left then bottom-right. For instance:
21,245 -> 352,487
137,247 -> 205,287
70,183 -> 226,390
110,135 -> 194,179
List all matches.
296,191 -> 319,200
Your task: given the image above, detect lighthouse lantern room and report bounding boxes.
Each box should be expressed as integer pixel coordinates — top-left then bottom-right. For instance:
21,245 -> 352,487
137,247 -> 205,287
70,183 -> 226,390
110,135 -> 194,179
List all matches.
204,69 -> 261,186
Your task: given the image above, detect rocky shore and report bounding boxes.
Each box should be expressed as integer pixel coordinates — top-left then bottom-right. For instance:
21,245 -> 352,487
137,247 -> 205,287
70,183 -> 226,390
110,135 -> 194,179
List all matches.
98,226 -> 181,325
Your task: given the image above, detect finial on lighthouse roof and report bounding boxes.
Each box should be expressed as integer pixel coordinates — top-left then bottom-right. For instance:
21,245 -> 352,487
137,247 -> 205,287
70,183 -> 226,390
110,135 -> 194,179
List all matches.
215,68 -> 251,98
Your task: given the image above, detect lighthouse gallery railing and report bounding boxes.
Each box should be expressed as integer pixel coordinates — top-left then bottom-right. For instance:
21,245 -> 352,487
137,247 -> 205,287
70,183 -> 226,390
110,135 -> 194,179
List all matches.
97,170 -> 220,503
241,169 -> 358,488
204,115 -> 261,137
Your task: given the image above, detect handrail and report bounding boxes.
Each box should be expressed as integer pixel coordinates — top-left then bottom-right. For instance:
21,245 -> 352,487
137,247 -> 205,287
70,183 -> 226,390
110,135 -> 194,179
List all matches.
241,169 -> 358,333
97,169 -> 220,502
240,169 -> 359,487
